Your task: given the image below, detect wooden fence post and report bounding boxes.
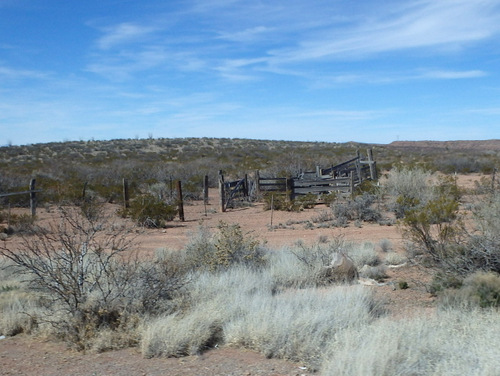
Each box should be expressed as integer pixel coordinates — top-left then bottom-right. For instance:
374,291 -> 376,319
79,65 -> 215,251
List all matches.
316,165 -> 321,177
177,180 -> 185,222
243,174 -> 249,198
355,159 -> 362,185
349,171 -> 355,198
29,178 -> 36,218
254,170 -> 261,197
218,170 -> 225,212
82,181 -> 88,201
286,177 -> 294,202
203,175 -> 209,204
123,178 -> 130,209
367,148 -> 378,180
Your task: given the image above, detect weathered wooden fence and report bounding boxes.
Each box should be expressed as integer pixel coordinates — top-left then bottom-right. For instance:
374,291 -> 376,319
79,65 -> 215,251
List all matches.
0,179 -> 41,217
218,171 -> 250,212
217,149 -> 377,210
254,149 -> 377,199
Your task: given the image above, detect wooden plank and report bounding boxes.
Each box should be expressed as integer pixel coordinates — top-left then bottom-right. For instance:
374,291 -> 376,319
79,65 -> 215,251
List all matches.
0,190 -> 42,198
292,178 -> 350,187
259,185 -> 287,192
294,186 -> 350,194
259,178 -> 287,184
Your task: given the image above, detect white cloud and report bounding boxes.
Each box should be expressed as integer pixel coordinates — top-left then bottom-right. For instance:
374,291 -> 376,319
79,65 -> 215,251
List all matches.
419,70 -> 487,79
0,66 -> 49,80
217,26 -> 273,42
96,22 -> 158,50
269,0 -> 500,63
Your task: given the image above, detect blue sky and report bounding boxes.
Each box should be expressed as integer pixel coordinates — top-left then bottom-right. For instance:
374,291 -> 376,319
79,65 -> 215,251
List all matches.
2,0 -> 500,146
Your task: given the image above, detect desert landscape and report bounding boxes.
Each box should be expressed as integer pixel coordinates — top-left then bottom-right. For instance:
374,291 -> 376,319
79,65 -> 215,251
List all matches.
1,139 -> 500,375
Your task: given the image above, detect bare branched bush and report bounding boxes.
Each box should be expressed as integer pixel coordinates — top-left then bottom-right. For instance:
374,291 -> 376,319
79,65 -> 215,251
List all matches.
0,205 -> 186,350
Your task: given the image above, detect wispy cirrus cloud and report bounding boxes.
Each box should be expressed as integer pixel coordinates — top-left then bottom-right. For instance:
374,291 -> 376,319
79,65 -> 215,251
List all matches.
268,0 -> 500,63
96,22 -> 158,50
418,70 -> 487,80
216,26 -> 273,42
0,65 -> 49,80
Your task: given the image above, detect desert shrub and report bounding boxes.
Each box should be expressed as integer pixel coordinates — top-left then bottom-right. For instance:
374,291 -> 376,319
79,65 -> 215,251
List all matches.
320,191 -> 338,206
349,242 -> 380,267
0,290 -> 40,336
262,192 -> 301,211
0,260 -> 41,336
142,266 -> 272,357
401,193 -> 462,269
0,207 -> 185,350
294,193 -> 317,209
359,264 -> 388,282
183,222 -> 266,272
142,310 -> 223,358
127,194 -> 177,228
429,272 -> 464,295
438,271 -> 500,309
384,251 -> 407,266
264,248 -> 312,289
290,238 -> 343,269
311,209 -> 334,224
2,213 -> 36,234
289,238 -> 360,286
142,264 -> 380,371
331,193 -> 381,223
224,285 -> 379,371
379,238 -> 393,252
322,309 -> 500,375
355,179 -> 380,196
384,167 -> 433,218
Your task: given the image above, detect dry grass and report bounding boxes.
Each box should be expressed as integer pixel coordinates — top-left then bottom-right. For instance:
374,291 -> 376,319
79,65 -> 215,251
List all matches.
322,309 -> 500,375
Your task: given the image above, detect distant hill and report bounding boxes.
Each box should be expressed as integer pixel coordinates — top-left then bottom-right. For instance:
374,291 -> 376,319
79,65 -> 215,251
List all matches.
388,140 -> 500,151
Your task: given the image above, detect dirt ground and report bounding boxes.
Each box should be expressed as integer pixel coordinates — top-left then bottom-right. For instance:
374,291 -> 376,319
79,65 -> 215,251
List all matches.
0,173 -> 484,375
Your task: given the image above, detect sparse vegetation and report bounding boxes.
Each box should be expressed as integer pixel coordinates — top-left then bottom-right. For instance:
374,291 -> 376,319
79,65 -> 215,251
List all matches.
2,138 -> 500,373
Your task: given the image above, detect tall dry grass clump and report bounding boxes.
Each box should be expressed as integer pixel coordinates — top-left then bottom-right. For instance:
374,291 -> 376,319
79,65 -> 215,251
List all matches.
321,309 -> 500,375
141,263 -> 381,370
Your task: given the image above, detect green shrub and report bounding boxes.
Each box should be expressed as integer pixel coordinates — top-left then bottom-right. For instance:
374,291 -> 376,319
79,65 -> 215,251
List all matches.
320,191 -> 338,206
127,194 -> 177,228
262,192 -> 300,211
439,272 -> 500,309
401,194 -> 461,267
294,193 -> 317,209
429,272 -> 464,295
464,272 -> 500,308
